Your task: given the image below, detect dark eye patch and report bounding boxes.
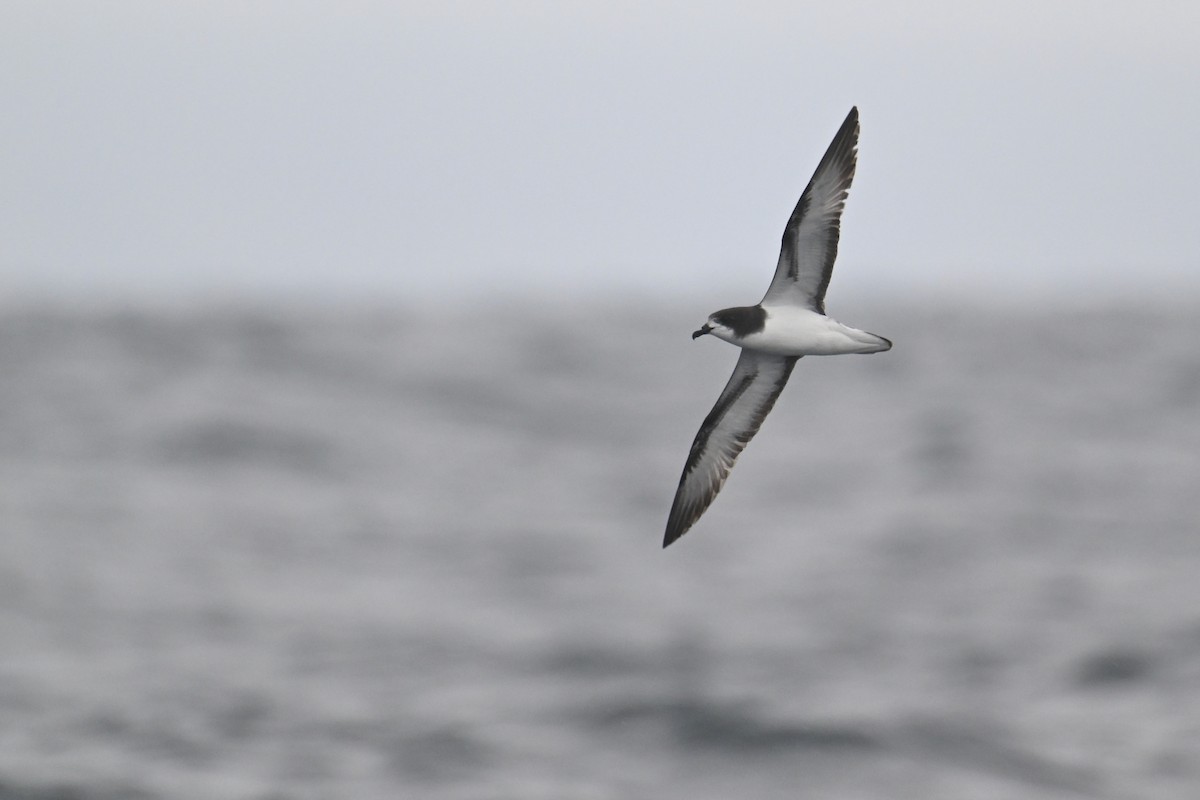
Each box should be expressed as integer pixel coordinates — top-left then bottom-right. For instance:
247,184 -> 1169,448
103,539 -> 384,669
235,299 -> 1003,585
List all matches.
714,306 -> 767,338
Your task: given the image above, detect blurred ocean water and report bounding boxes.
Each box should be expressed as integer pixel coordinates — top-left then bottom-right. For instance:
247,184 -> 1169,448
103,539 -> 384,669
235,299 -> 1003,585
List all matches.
1,300 -> 1199,799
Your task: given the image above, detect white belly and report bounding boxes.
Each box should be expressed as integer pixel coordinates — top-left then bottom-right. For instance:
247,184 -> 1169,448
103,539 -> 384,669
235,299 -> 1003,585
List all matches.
717,307 -> 891,356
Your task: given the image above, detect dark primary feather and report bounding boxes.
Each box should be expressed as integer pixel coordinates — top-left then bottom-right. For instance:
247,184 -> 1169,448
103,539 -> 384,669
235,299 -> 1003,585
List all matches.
761,107 -> 859,314
663,351 -> 799,547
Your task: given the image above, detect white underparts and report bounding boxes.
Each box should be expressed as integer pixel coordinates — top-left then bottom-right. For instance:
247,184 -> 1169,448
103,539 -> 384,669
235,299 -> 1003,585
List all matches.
711,306 -> 891,356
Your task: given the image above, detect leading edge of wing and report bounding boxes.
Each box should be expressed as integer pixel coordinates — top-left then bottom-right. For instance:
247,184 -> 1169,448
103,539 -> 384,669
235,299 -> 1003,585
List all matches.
663,350 -> 800,547
760,107 -> 859,313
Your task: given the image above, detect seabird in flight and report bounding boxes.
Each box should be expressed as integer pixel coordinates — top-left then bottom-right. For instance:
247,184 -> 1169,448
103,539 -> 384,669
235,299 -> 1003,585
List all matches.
664,107 -> 891,548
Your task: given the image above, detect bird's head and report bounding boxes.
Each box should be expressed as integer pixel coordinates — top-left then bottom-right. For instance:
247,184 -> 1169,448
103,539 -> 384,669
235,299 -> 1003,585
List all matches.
692,306 -> 765,342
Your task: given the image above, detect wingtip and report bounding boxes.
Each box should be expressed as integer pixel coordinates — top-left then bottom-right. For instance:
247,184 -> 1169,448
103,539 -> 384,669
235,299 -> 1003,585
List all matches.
838,106 -> 858,133
841,106 -> 860,139
663,512 -> 693,548
663,478 -> 693,548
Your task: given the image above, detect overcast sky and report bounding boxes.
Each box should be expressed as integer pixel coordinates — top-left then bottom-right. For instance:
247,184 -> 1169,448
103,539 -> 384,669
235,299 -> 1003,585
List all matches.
3,2 -> 1198,306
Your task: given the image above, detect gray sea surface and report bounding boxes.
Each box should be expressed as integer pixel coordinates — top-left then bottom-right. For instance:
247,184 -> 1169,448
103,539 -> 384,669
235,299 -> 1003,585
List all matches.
1,299 -> 1199,799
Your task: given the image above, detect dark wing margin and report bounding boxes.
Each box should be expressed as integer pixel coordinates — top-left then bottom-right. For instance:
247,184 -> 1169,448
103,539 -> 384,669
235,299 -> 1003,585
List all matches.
760,107 -> 859,314
663,350 -> 800,547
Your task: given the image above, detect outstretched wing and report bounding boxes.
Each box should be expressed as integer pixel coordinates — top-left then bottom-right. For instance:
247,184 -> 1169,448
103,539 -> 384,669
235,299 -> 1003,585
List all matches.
760,107 -> 859,314
664,350 -> 800,547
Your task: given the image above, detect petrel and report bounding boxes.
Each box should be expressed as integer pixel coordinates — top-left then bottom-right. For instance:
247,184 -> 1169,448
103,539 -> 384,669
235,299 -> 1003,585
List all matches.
663,107 -> 891,548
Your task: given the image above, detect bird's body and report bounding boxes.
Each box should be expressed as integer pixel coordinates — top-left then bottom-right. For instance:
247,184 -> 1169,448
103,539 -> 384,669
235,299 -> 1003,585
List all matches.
664,107 -> 890,548
707,304 -> 890,357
